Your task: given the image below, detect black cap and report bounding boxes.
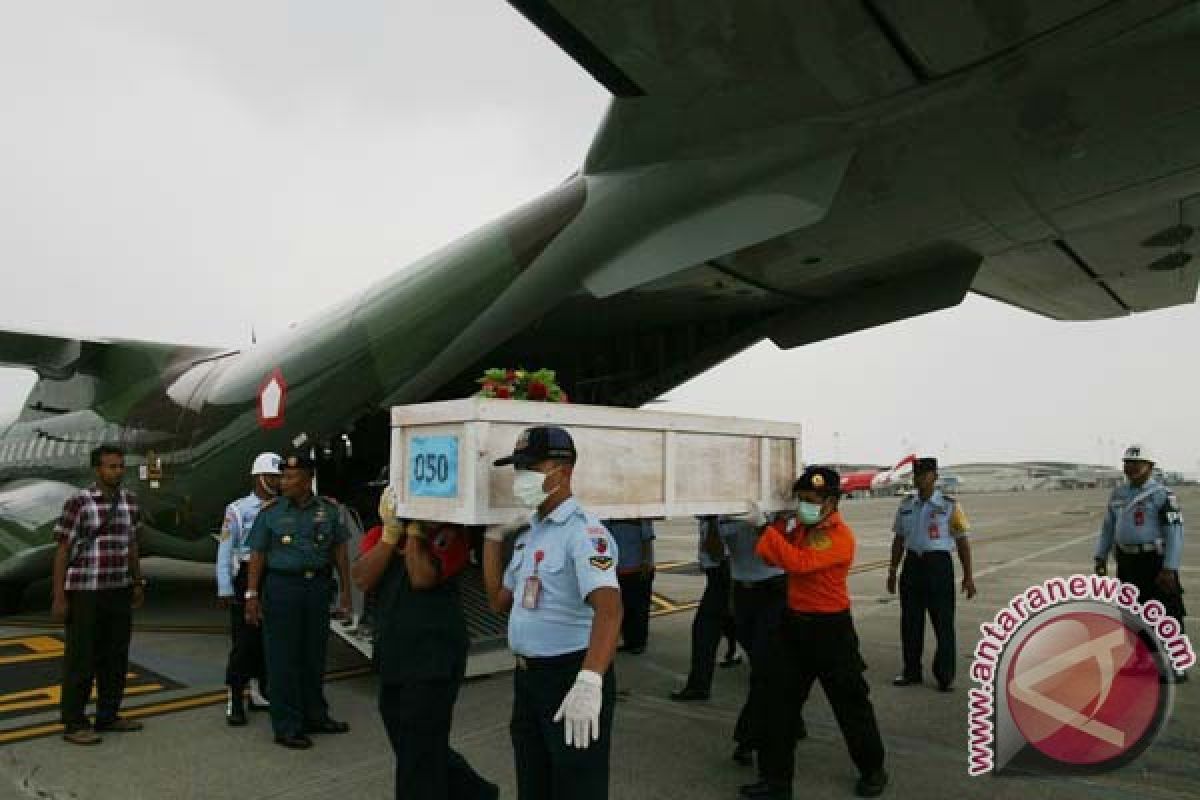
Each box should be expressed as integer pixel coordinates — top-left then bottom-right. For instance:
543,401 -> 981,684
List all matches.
914,457 -> 938,474
494,426 -> 576,468
793,466 -> 841,495
281,451 -> 316,471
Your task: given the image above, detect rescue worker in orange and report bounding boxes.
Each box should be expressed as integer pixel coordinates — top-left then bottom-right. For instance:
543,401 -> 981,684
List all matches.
740,467 -> 888,800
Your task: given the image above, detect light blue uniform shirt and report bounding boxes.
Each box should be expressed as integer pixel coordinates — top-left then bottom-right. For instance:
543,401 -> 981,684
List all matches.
695,517 -> 729,569
504,497 -> 620,657
892,490 -> 970,555
1095,478 -> 1185,570
718,517 -> 783,582
216,493 -> 266,598
606,519 -> 655,572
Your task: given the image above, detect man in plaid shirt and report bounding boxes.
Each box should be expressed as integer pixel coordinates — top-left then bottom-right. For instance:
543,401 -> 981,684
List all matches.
52,444 -> 147,745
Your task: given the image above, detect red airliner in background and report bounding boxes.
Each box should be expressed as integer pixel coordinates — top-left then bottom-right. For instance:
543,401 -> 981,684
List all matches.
840,455 -> 917,496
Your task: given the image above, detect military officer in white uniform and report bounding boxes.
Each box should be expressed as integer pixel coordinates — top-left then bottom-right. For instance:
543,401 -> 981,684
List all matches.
1094,443 -> 1187,681
887,457 -> 975,692
483,426 -> 622,800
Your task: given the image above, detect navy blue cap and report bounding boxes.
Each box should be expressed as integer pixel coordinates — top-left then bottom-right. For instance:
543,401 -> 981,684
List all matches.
793,466 -> 841,495
281,451 -> 316,471
494,426 -> 576,468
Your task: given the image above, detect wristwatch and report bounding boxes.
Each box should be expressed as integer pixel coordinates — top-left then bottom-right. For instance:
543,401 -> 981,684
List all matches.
244,589 -> 259,599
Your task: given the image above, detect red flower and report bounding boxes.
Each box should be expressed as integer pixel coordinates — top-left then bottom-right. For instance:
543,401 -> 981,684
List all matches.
505,369 -> 517,382
494,385 -> 512,399
527,380 -> 548,400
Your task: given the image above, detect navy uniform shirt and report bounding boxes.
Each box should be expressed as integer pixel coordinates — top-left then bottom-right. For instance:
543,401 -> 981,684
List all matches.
246,494 -> 349,573
374,558 -> 468,683
1095,478 -> 1185,570
503,497 -> 620,658
216,493 -> 266,597
892,490 -> 970,554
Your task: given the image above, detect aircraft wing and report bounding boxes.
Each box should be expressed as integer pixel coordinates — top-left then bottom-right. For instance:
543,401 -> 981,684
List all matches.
0,330 -> 99,380
509,1 -> 1200,324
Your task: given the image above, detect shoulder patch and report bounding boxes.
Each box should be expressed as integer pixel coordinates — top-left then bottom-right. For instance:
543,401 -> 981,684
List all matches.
218,527 -> 231,542
591,537 -> 609,554
588,555 -> 614,570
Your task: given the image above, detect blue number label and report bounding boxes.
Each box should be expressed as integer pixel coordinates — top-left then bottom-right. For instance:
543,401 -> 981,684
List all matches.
408,436 -> 459,498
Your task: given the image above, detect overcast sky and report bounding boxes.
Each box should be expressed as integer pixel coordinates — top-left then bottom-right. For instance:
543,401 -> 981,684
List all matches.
2,1 -> 1198,475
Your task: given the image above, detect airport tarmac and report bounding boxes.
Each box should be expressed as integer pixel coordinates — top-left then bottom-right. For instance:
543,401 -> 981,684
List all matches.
0,488 -> 1195,799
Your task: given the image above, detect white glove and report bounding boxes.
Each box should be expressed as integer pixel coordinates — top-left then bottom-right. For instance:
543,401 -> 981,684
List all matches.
746,499 -> 767,527
552,669 -> 603,749
485,513 -> 529,543
378,486 -> 403,545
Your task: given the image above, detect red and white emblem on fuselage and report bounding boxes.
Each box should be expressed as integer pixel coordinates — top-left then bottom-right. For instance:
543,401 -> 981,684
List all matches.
257,368 -> 287,429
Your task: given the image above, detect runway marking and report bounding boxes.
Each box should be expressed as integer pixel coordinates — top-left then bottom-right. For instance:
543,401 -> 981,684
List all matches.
0,664 -> 372,746
1,620 -> 227,635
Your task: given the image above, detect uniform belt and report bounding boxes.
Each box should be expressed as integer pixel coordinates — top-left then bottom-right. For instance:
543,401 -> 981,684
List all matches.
905,549 -> 952,559
267,566 -> 332,580
1117,541 -> 1163,555
514,649 -> 587,671
735,575 -> 786,590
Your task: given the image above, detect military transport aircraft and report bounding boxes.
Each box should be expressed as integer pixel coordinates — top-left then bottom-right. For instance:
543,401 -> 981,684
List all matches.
1,0 -> 1199,611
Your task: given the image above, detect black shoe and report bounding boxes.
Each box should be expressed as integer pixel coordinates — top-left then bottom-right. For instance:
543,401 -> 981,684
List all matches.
617,643 -> 646,655
1178,672 -> 1190,684
669,686 -> 710,702
225,688 -> 247,726
739,781 -> 791,800
855,768 -> 888,797
732,744 -> 754,766
936,682 -> 954,693
892,675 -> 921,687
720,653 -> 744,668
274,734 -> 313,749
304,717 -> 350,734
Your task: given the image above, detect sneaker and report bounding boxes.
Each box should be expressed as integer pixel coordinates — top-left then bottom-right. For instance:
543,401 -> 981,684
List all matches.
226,689 -> 247,726
247,679 -> 270,709
891,675 -> 921,687
732,744 -> 755,766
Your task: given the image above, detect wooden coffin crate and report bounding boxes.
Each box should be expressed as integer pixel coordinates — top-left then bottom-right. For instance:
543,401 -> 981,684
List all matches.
389,398 -> 802,525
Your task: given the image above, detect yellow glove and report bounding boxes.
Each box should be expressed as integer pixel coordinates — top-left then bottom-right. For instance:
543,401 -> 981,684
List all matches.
379,487 -> 404,545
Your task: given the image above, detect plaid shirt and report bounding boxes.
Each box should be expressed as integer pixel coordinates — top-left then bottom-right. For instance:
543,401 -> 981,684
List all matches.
53,484 -> 140,591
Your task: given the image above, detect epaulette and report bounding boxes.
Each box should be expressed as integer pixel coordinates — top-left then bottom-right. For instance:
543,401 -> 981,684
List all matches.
259,497 -> 279,511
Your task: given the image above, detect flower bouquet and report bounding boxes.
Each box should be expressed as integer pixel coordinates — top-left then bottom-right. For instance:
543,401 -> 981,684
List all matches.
477,368 -> 568,403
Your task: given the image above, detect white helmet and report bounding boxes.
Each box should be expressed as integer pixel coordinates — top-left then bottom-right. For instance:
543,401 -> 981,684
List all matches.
251,452 -> 283,475
1122,444 -> 1155,464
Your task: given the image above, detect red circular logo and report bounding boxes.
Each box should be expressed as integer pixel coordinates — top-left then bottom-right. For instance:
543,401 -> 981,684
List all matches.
1006,612 -> 1160,766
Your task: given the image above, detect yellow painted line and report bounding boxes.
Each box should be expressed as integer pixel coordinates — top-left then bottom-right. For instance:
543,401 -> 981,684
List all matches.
0,635 -> 64,666
0,621 -> 227,635
651,602 -> 698,618
0,665 -> 373,746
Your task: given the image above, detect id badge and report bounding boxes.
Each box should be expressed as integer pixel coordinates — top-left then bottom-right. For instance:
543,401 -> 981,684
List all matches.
522,575 -> 541,610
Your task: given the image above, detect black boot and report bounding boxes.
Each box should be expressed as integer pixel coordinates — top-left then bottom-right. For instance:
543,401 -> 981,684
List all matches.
226,686 -> 247,726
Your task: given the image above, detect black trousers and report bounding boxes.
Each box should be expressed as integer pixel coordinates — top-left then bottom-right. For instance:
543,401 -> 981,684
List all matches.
732,577 -> 787,749
61,587 -> 133,731
617,571 -> 654,649
683,563 -> 736,693
379,678 -> 496,800
759,612 -> 885,785
1117,550 -> 1187,628
226,569 -> 267,689
511,652 -> 616,800
899,550 -> 956,686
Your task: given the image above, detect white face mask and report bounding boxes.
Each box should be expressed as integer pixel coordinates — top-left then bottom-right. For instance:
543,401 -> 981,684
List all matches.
513,469 -> 551,508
